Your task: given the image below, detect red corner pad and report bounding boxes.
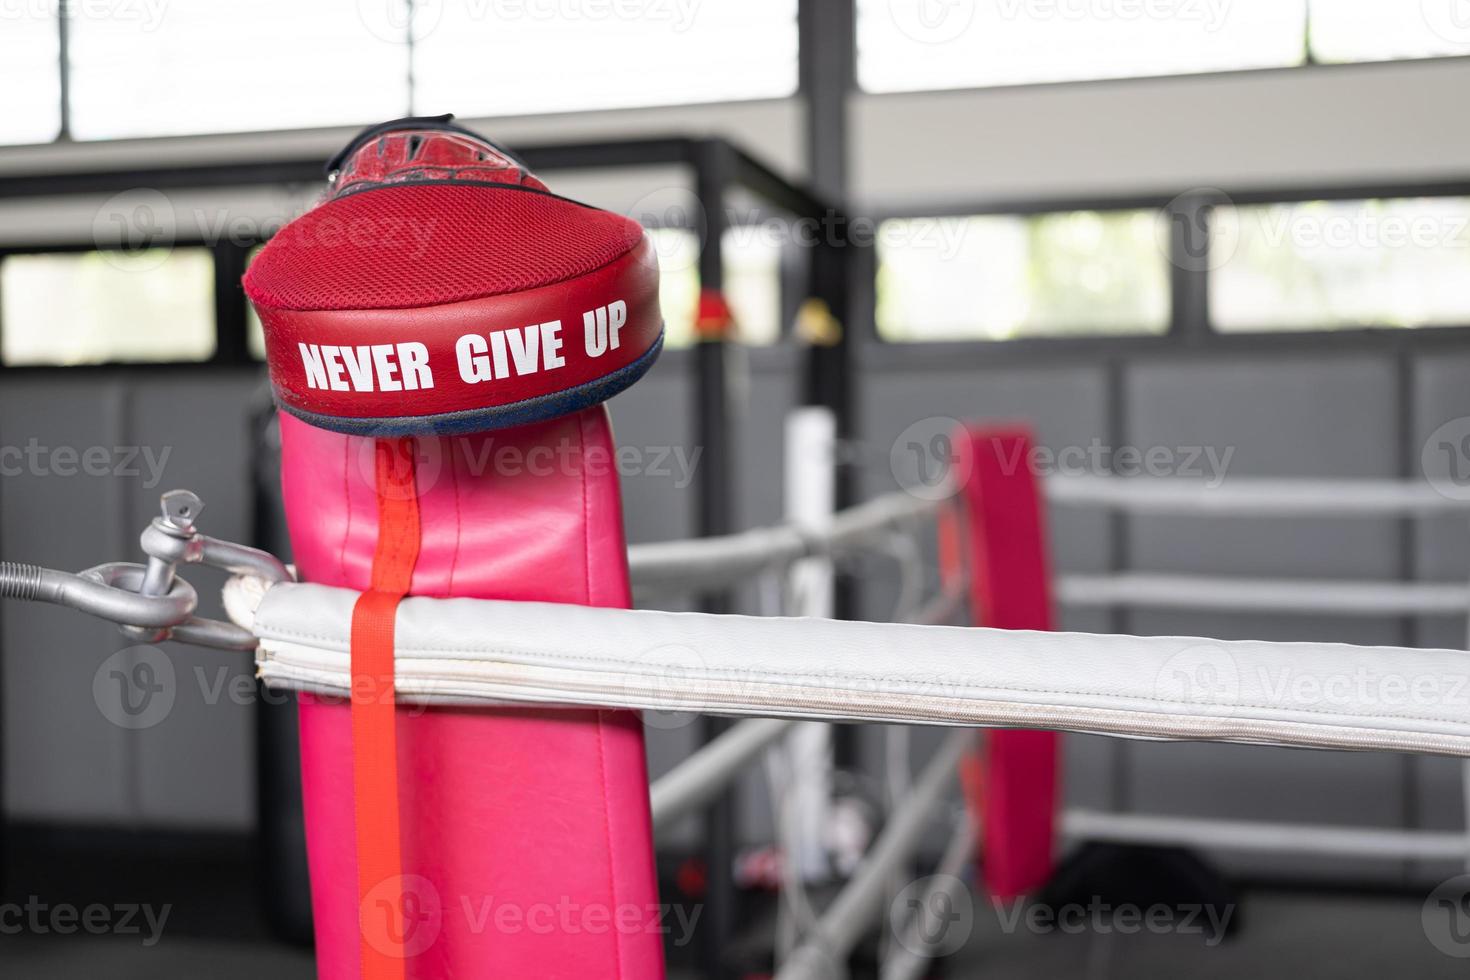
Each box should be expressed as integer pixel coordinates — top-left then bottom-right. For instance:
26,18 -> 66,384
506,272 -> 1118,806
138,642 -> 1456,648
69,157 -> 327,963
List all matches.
255,238 -> 661,433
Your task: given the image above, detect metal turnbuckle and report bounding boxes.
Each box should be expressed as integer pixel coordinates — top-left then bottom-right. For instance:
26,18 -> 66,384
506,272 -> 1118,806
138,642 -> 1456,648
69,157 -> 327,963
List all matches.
0,489 -> 292,651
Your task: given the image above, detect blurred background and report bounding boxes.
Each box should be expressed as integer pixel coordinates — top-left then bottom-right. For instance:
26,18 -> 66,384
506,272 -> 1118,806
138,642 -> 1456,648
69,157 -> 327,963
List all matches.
5,1 -> 1470,977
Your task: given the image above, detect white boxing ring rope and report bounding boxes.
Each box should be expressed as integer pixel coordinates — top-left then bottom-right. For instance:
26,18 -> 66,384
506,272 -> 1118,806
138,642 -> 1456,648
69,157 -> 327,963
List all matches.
1043,473 -> 1470,873
241,582 -> 1470,755
1058,573 -> 1470,616
649,584 -> 968,833
226,471 -> 1470,979
1046,473 -> 1470,517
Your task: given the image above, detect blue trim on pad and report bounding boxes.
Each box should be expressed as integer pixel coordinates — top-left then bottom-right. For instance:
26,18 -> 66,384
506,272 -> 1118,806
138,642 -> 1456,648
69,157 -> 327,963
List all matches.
277,330 -> 664,437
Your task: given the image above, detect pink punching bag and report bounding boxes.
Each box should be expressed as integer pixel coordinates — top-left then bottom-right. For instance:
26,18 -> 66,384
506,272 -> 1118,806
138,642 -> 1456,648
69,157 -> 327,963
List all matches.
956,425 -> 1061,899
243,115 -> 667,979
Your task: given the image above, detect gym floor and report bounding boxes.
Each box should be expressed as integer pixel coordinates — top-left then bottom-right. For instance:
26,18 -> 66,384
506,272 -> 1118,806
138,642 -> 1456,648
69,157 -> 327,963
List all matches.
1,830 -> 1460,980
0,891 -> 1456,979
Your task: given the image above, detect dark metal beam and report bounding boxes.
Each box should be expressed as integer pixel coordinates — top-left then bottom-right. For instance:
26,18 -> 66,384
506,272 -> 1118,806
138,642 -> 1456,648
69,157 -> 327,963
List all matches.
691,136 -> 739,980
0,136 -> 705,200
798,0 -> 854,203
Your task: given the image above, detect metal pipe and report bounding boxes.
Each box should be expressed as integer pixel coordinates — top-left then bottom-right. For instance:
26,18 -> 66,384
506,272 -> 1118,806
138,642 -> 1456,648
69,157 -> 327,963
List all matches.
1063,809 -> 1470,860
1048,475 -> 1469,516
1058,572 -> 1470,616
776,730 -> 972,980
650,717 -> 798,833
629,490 -> 942,596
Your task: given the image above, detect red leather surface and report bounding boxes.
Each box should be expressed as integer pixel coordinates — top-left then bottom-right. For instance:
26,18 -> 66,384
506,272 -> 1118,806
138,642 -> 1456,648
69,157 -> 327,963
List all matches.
957,426 -> 1060,900
258,238 -> 660,427
282,407 -> 664,979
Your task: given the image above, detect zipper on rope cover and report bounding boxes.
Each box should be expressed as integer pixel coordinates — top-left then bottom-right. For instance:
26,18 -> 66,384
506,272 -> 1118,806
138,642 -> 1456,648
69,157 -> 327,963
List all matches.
352,437 -> 422,980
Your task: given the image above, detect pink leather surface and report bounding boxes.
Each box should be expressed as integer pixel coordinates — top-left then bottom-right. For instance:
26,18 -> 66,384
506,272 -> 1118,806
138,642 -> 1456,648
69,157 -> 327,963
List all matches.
281,407 -> 664,979
957,426 -> 1059,899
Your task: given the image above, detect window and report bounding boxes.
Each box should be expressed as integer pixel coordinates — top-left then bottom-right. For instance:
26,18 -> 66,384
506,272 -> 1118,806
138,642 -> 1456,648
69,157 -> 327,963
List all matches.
1,11 -> 62,145
413,0 -> 798,117
875,210 -> 1170,341
858,0 -> 1306,92
1,250 -> 216,365
1309,0 -> 1470,63
68,0 -> 406,140
1210,198 -> 1470,332
649,228 -> 784,348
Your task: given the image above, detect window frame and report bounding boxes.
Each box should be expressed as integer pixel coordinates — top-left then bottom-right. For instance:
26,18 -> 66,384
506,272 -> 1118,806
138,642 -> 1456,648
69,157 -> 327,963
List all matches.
0,239 -> 262,371
871,203 -> 1177,345
865,180 -> 1470,366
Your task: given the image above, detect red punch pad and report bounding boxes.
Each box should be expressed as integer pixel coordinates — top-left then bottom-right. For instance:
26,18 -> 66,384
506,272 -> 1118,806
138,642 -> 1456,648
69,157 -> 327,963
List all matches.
281,407 -> 664,979
956,425 -> 1060,899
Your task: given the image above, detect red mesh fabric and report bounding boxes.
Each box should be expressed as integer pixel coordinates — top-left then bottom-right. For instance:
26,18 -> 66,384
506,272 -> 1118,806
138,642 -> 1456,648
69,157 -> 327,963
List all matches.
244,184 -> 645,312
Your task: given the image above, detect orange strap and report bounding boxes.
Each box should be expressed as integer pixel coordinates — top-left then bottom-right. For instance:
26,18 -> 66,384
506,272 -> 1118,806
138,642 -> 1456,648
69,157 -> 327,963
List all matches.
352,437 -> 422,980
936,499 -> 965,604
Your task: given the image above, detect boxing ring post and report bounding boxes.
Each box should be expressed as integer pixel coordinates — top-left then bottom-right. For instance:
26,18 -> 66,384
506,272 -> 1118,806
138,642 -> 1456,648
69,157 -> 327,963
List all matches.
782,407 -> 838,882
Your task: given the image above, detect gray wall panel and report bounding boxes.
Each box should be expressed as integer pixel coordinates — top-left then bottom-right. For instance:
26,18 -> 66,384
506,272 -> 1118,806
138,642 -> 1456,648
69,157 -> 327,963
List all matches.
1125,354 -> 1402,578
857,364 -> 1114,625
129,375 -> 261,830
3,378 -> 164,823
